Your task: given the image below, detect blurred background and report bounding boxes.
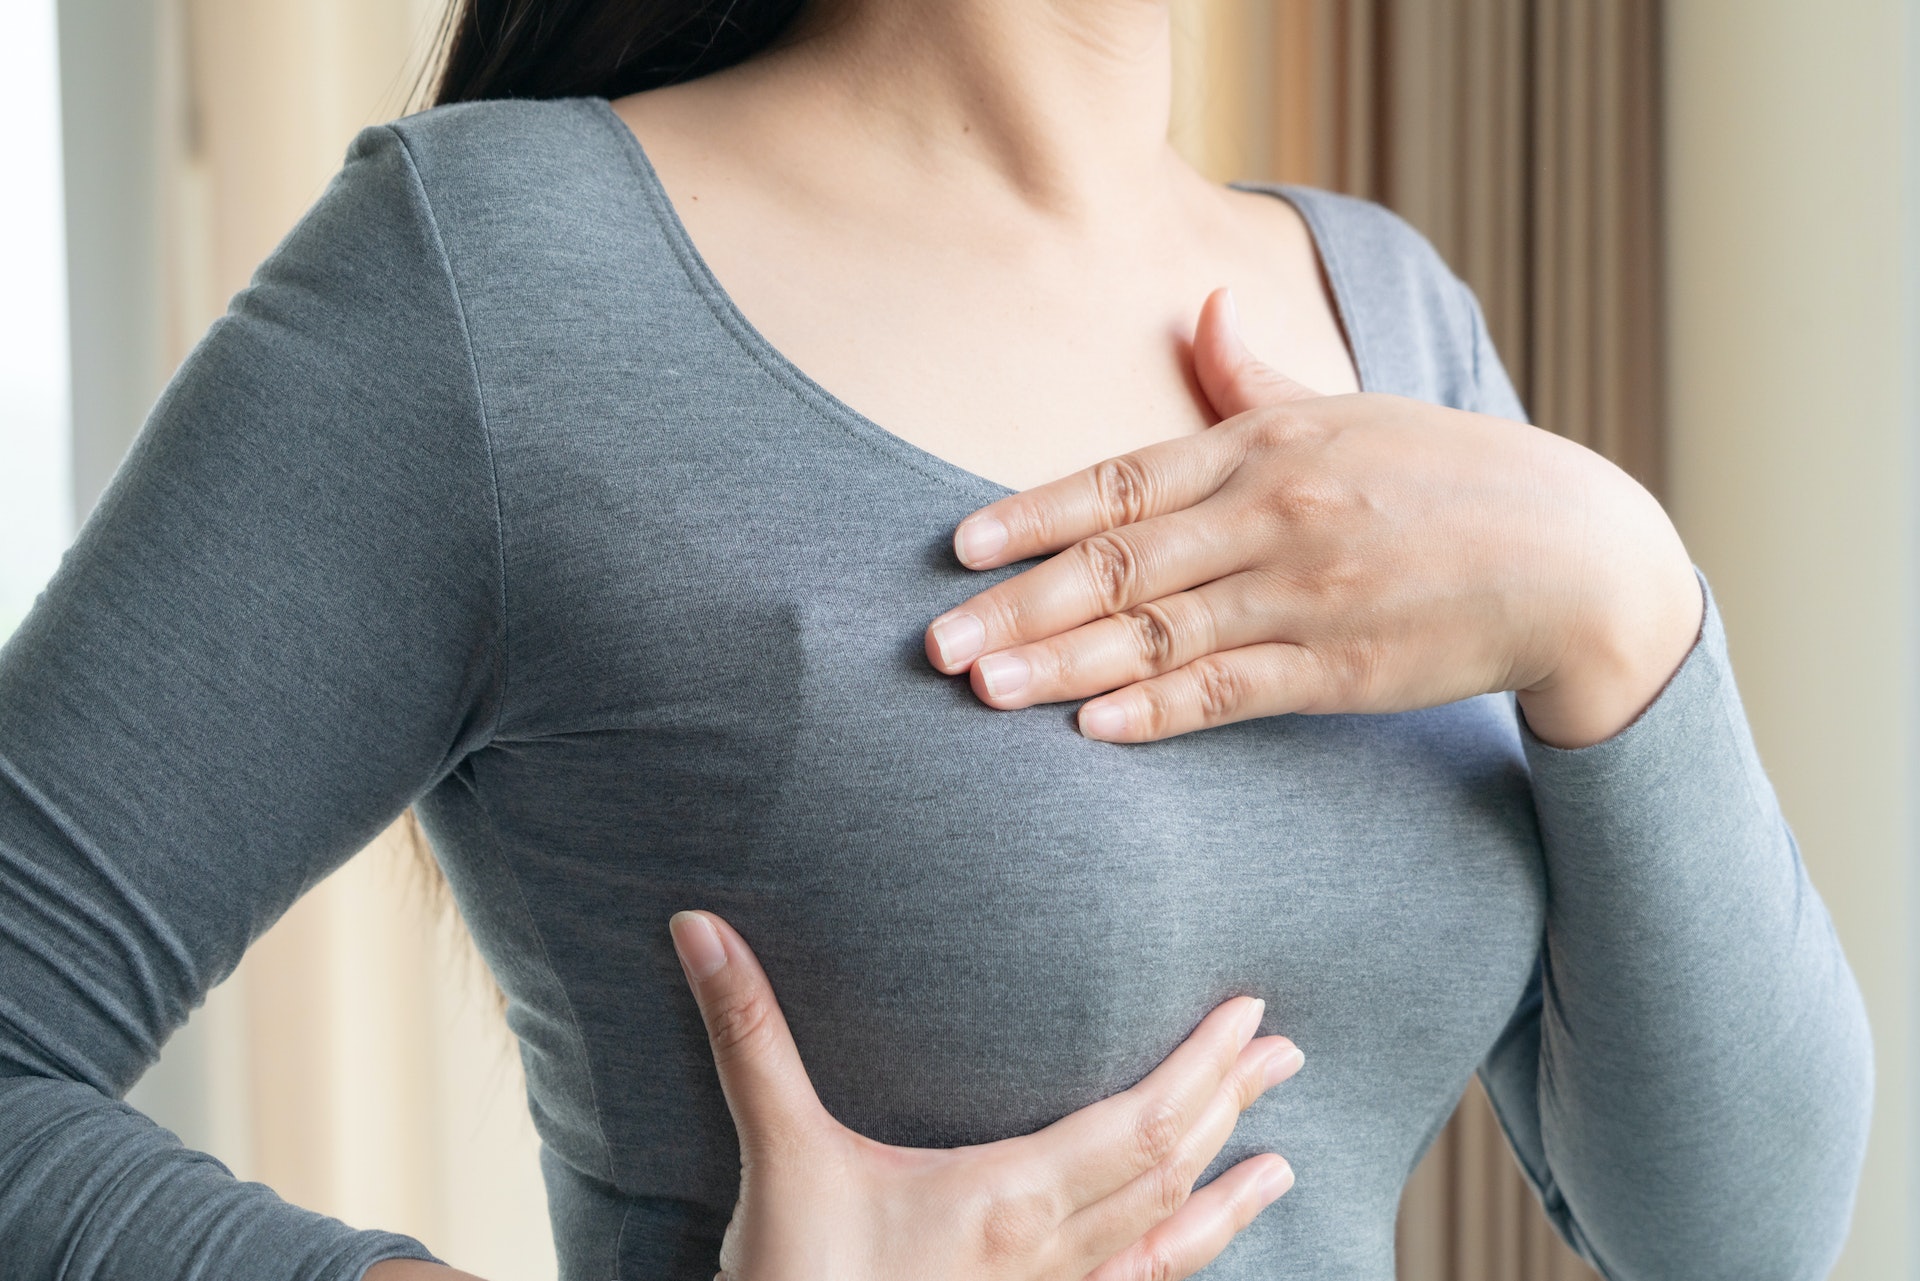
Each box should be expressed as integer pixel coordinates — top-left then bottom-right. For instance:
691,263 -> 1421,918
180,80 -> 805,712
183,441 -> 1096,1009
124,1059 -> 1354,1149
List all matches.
3,1 -> 1914,1278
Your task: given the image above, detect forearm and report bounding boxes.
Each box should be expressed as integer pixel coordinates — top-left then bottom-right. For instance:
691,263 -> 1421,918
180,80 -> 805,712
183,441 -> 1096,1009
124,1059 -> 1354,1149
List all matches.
1519,579 -> 1872,1279
0,1077 -> 436,1281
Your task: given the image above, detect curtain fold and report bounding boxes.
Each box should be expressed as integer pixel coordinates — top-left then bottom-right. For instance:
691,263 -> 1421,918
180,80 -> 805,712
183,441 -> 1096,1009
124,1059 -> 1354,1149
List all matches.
1176,0 -> 1664,494
1173,3 -> 1664,1277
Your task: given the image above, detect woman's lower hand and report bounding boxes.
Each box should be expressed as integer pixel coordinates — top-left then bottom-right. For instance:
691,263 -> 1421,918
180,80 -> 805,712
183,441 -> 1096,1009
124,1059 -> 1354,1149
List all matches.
923,289 -> 1703,750
668,911 -> 1301,1281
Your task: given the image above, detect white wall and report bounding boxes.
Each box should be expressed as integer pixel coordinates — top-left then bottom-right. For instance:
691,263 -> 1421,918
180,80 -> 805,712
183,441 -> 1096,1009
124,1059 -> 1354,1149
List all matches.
1,0 -> 74,639
1666,3 -> 1919,1277
57,0 -> 165,517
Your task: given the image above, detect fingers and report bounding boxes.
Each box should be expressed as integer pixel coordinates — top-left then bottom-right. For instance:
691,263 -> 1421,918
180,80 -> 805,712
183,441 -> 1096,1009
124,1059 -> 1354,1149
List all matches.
1080,1154 -> 1295,1281
941,289 -> 1323,581
962,572 -> 1297,710
1064,1034 -> 1302,1264
1078,642 -> 1329,743
926,290 -> 1328,674
927,507 -> 1251,674
1192,286 -> 1323,420
1022,997 -> 1265,1210
945,427 -> 1243,574
670,911 -> 828,1156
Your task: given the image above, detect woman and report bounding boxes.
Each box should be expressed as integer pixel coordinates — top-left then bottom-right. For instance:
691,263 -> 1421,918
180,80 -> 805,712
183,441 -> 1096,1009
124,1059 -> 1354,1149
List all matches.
0,0 -> 1872,1278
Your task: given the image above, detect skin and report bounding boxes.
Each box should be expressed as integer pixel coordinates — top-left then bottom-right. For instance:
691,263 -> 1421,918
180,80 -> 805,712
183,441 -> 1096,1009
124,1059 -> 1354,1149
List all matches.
373,0 -> 1701,1274
925,287 -> 1703,750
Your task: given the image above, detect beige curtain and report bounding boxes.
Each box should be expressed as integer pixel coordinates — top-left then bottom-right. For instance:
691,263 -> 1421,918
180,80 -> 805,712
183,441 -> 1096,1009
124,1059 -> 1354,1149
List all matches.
1172,3 -> 1664,1278
1173,0 -> 1664,492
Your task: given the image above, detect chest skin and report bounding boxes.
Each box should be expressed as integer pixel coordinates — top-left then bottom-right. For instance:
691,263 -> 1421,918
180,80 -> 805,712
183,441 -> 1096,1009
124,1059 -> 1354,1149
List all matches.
610,91 -> 1363,495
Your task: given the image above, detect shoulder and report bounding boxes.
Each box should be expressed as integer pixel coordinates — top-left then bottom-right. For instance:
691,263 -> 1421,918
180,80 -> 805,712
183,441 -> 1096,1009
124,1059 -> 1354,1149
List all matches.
333,97 -> 693,329
1258,186 -> 1489,411
1273,187 -> 1466,313
306,97 -> 642,264
371,96 -> 640,220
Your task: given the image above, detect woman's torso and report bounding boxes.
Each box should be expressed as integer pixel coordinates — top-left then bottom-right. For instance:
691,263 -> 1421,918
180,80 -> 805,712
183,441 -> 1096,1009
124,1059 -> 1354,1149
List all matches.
398,97 -> 1546,1280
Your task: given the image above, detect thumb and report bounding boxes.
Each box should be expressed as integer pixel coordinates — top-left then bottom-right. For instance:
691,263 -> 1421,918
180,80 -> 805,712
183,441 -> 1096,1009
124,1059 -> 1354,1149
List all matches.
1192,286 -> 1322,420
671,910 -> 828,1156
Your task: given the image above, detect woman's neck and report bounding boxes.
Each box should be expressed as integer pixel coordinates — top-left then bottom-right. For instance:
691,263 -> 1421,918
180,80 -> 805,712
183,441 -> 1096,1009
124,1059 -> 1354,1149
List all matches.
733,0 -> 1186,221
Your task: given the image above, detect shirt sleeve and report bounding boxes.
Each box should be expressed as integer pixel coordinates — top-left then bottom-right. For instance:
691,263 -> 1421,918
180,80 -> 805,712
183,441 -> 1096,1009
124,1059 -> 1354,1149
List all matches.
0,123 -> 504,1279
1462,287 -> 1874,1279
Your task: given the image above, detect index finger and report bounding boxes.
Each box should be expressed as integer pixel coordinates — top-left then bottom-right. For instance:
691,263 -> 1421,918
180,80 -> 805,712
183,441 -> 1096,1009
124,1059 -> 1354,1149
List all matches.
951,428 -> 1243,571
1016,995 -> 1268,1210
669,911 -> 828,1154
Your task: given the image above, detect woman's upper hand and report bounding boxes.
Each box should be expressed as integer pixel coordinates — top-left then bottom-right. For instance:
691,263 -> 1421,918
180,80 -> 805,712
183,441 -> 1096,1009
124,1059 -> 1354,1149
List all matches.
668,911 -> 1301,1281
922,289 -> 1703,750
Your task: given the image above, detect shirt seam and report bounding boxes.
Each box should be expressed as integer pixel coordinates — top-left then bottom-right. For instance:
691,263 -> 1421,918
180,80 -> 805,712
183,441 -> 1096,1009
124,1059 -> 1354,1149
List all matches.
383,122 -> 617,1188
466,769 -> 621,1185
385,123 -> 513,748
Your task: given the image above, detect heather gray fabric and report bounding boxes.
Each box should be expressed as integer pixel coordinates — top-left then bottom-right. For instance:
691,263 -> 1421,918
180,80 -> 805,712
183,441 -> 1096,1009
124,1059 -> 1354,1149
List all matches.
0,96 -> 1871,1281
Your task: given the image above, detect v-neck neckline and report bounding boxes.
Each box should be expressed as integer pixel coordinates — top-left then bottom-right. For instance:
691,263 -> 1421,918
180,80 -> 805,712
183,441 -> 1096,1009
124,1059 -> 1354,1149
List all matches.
586,95 -> 1371,505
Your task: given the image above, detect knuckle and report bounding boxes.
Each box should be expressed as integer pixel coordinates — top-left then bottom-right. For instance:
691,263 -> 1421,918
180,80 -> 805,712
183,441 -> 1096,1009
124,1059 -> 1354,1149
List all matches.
975,585 -> 1035,643
1015,498 -> 1071,551
1130,1096 -> 1186,1169
1119,1243 -> 1182,1281
1240,407 -> 1294,451
1321,637 -> 1379,708
1239,404 -> 1321,456
1134,677 -> 1182,738
1044,639 -> 1089,688
1091,454 -> 1155,526
1146,1157 -> 1194,1219
1189,655 -> 1248,722
1120,602 -> 1181,672
1078,532 -> 1146,613
704,989 -> 777,1065
974,1186 -> 1060,1264
1268,474 -> 1345,526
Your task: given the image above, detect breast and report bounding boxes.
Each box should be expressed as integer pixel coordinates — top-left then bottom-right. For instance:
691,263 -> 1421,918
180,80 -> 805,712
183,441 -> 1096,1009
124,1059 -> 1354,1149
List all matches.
458,434 -> 1548,1233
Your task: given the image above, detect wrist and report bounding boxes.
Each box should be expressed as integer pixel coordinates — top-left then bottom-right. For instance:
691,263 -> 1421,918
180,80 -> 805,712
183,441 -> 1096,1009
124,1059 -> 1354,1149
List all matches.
1518,492 -> 1703,750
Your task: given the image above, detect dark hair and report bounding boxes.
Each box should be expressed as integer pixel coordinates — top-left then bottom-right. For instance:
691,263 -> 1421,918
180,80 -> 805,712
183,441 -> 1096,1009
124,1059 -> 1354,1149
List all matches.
432,0 -> 810,105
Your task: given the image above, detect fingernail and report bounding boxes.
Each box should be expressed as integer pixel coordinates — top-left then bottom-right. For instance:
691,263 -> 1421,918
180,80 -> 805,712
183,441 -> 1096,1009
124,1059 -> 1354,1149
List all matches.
954,514 -> 1009,566
1257,1158 -> 1295,1203
1221,287 -> 1240,333
975,652 -> 1030,698
1078,700 -> 1129,739
670,911 -> 727,980
1262,1043 -> 1305,1089
929,612 -> 985,667
1240,998 -> 1267,1043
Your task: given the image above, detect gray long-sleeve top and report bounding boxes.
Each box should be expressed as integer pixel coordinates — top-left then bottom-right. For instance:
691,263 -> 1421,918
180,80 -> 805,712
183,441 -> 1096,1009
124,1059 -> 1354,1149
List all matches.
0,97 -> 1872,1281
